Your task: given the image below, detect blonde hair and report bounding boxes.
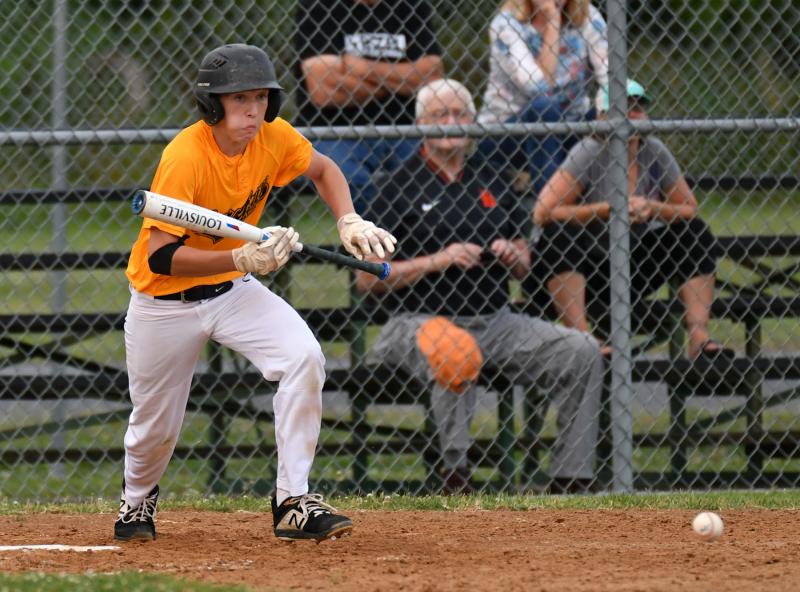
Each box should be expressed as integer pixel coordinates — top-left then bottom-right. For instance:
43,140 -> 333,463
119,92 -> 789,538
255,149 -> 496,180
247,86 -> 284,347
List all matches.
415,79 -> 477,120
501,0 -> 589,27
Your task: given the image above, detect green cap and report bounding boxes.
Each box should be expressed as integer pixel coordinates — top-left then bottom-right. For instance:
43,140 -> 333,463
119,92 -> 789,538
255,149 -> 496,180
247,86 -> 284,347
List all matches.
599,79 -> 653,111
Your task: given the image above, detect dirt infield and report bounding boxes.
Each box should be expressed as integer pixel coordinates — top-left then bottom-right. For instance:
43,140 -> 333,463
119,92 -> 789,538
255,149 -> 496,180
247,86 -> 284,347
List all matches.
1,508 -> 798,591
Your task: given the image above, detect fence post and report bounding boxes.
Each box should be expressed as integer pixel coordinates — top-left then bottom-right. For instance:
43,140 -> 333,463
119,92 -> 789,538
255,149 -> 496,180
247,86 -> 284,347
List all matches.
606,0 -> 635,493
49,0 -> 69,480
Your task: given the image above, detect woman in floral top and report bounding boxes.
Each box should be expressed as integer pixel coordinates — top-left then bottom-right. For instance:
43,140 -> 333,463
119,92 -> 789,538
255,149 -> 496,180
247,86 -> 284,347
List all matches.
477,0 -> 608,194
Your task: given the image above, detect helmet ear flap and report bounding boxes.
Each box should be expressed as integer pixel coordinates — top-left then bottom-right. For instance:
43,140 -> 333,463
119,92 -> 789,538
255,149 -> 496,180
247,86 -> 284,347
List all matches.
265,89 -> 282,123
194,91 -> 224,125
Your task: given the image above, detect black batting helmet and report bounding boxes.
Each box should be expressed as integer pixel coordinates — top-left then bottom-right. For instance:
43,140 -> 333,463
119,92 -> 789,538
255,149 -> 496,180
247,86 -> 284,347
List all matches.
194,44 -> 283,125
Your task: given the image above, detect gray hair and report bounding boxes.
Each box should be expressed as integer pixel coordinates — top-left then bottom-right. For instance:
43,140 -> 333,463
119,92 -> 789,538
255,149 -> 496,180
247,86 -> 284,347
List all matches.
415,78 -> 477,120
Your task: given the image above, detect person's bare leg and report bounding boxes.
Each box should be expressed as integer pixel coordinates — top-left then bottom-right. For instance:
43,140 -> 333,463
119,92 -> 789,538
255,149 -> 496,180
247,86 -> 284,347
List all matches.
547,271 -> 589,330
547,272 -> 611,355
679,273 -> 716,358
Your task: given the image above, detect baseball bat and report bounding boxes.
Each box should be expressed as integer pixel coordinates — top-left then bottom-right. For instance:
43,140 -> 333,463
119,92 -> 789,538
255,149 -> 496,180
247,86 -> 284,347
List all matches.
130,190 -> 391,280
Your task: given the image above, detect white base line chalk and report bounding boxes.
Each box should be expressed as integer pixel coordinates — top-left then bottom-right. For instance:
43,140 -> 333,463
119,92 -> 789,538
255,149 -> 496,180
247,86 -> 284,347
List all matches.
0,545 -> 120,552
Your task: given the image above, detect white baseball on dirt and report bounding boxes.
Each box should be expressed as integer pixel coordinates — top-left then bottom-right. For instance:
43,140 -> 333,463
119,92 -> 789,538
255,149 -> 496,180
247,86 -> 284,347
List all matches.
692,511 -> 724,541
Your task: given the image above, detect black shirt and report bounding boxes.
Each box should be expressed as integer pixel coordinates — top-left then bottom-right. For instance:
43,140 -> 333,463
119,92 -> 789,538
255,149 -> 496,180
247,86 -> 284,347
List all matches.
294,0 -> 441,127
368,151 -> 530,316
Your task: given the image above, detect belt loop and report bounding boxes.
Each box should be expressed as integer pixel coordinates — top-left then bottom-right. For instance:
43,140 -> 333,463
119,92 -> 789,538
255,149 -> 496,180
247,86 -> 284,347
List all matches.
181,291 -> 189,303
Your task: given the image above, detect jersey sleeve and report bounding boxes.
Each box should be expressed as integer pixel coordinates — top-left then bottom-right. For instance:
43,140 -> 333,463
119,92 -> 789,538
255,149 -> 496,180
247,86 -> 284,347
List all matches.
145,147 -> 199,237
272,120 -> 314,187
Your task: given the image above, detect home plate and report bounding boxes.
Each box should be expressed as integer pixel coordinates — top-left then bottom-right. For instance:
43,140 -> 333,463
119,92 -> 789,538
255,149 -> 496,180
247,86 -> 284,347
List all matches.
0,545 -> 119,552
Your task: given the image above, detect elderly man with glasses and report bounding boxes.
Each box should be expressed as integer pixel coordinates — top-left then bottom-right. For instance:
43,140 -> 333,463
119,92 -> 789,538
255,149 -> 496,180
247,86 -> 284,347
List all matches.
355,78 -> 604,495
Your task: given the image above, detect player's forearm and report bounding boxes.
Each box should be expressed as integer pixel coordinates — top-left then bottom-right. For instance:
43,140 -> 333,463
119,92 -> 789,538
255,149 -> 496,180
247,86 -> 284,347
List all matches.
356,252 -> 445,294
360,56 -> 443,95
169,247 -> 238,277
310,161 -> 354,221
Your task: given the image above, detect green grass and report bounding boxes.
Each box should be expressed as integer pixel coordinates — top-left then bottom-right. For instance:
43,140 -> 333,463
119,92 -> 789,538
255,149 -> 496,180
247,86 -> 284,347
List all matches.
0,572 -> 247,592
2,490 -> 799,516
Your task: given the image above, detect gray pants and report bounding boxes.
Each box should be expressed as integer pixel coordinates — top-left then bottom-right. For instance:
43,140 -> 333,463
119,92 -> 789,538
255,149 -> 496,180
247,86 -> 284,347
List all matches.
370,308 -> 603,479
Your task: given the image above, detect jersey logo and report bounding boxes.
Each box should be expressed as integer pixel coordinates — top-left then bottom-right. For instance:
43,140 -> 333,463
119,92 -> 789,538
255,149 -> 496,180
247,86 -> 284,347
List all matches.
226,175 -> 271,222
197,175 -> 271,244
345,33 -> 407,59
421,200 -> 441,213
480,189 -> 497,208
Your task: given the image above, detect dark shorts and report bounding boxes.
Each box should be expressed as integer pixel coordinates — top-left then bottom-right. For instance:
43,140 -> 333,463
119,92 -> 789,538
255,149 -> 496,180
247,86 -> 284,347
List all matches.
525,217 -> 719,333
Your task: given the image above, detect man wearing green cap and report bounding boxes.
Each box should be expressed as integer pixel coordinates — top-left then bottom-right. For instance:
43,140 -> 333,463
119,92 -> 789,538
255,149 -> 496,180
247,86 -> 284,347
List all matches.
530,79 -> 732,360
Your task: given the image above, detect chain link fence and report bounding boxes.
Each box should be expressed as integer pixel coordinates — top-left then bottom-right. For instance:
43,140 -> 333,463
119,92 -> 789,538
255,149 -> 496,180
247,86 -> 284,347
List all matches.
1,0 -> 799,501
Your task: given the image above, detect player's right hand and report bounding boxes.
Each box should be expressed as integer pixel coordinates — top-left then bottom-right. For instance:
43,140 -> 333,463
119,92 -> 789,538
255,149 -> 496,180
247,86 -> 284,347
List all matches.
231,226 -> 299,275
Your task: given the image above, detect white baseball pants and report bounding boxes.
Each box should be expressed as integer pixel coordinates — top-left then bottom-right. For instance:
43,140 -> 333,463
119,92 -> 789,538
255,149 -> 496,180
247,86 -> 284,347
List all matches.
123,275 -> 325,507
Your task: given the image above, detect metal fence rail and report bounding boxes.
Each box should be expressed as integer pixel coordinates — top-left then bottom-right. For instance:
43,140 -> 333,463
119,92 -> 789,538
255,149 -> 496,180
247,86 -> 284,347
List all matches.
1,0 -> 798,501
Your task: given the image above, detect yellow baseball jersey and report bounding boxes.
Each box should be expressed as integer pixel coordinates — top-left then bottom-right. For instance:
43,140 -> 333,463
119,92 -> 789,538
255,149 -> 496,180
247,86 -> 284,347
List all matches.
126,118 -> 312,295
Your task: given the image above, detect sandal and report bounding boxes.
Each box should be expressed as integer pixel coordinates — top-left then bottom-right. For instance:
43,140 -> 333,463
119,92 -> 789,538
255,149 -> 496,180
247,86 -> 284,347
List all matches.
691,339 -> 736,362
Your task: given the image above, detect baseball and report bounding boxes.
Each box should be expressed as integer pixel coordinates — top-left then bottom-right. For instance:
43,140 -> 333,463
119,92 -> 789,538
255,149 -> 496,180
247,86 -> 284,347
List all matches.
692,511 -> 724,541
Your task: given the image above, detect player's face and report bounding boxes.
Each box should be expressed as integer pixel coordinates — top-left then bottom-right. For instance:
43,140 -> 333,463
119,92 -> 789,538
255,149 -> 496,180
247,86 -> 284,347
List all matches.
218,89 -> 269,144
419,93 -> 474,153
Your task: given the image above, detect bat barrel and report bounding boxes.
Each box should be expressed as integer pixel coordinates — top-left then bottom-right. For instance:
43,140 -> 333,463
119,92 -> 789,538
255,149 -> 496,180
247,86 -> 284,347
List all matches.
131,190 -> 147,215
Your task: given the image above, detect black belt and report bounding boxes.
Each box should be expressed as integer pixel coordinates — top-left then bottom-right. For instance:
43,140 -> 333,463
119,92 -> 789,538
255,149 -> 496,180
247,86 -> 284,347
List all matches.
154,280 -> 233,302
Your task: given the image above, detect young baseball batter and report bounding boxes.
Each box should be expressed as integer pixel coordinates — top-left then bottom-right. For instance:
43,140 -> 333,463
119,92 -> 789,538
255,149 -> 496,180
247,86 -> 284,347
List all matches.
116,43 -> 396,543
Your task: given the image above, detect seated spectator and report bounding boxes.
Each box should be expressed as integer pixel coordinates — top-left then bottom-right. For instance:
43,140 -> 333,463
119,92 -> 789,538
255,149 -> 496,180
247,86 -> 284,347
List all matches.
532,79 -> 734,361
477,0 -> 608,196
356,78 -> 603,495
294,0 -> 444,213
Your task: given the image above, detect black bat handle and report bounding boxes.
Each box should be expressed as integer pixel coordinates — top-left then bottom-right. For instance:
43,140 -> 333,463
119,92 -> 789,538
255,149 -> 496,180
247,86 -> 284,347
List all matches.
299,243 -> 391,279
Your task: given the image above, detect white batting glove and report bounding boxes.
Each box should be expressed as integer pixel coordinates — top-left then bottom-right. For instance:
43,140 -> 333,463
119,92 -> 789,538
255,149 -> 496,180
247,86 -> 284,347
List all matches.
231,226 -> 298,275
336,213 -> 397,260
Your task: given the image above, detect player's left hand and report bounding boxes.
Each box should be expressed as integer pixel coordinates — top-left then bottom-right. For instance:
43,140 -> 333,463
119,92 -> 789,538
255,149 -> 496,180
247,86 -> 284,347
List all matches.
337,213 -> 397,260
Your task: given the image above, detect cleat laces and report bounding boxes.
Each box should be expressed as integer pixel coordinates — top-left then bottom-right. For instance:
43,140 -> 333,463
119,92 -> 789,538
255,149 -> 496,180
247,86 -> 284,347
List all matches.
296,493 -> 337,519
118,489 -> 158,524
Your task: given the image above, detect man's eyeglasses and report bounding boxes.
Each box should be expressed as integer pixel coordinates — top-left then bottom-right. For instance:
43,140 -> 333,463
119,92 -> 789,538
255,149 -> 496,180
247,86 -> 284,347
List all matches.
424,109 -> 474,122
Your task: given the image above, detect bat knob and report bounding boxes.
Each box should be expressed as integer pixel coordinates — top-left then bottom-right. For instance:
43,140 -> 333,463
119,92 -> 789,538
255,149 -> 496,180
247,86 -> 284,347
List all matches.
131,190 -> 146,215
379,262 -> 391,280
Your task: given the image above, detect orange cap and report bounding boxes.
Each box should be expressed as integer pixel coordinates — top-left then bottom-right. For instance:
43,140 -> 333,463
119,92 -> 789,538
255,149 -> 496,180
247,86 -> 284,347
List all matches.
416,317 -> 483,394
